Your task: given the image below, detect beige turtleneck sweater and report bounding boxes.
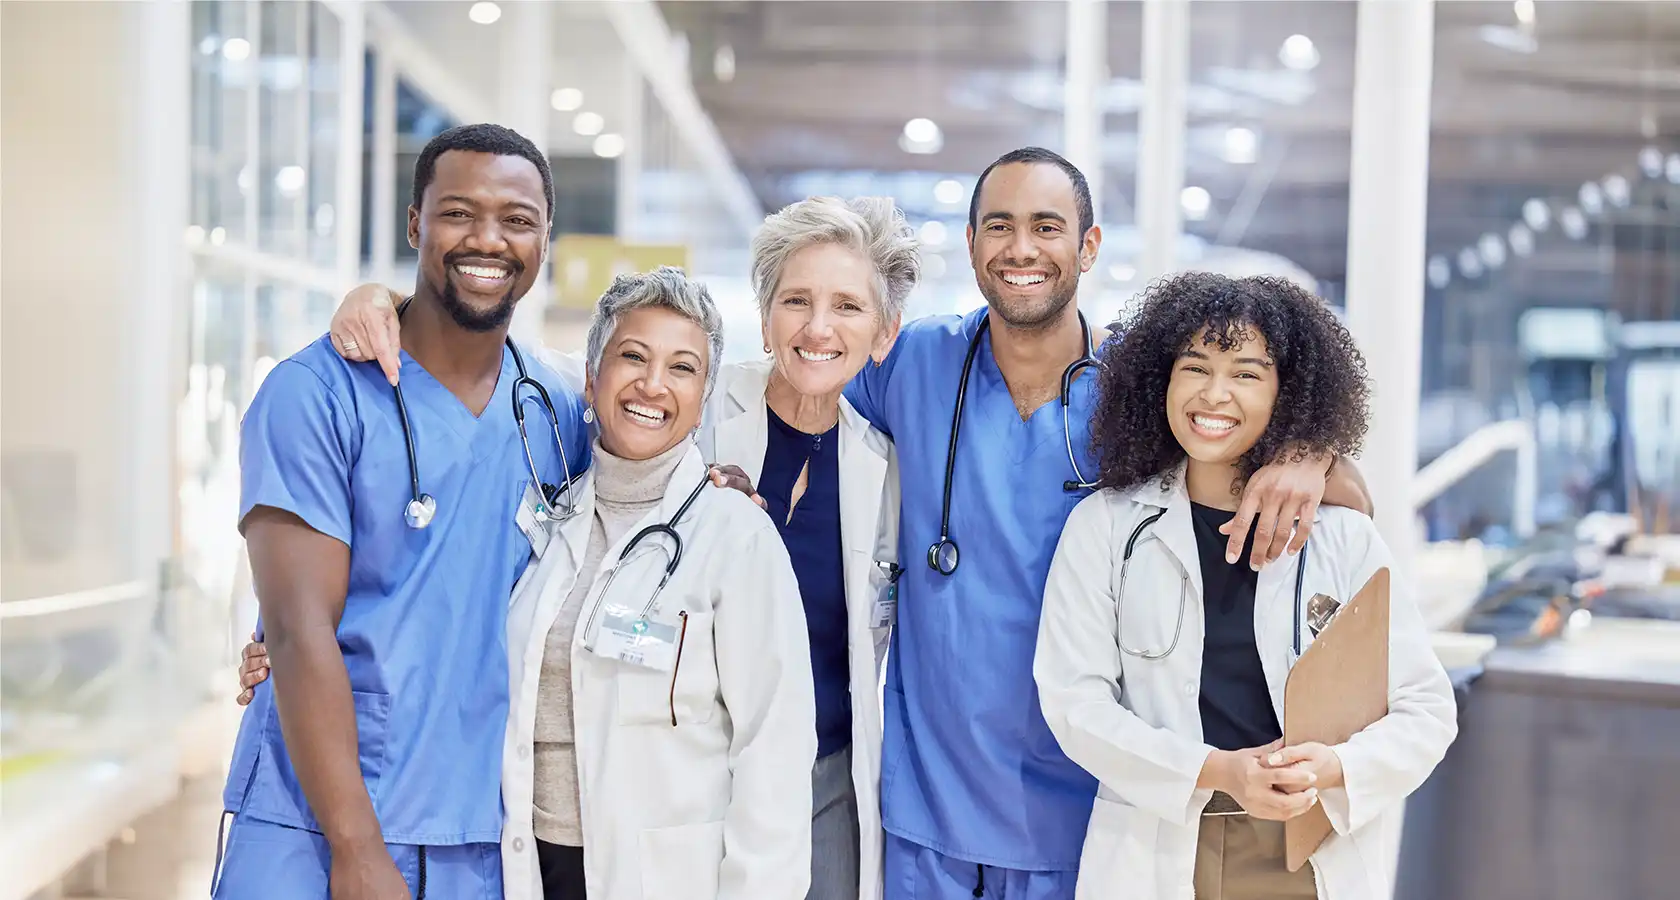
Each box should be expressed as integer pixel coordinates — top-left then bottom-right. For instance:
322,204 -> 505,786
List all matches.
532,437 -> 688,847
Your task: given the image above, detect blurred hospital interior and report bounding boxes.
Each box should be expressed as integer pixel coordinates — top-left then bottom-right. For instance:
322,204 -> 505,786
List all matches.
2,1 -> 1679,898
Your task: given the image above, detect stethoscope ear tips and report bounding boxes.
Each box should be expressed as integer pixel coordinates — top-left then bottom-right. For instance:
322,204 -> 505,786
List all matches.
405,493 -> 437,529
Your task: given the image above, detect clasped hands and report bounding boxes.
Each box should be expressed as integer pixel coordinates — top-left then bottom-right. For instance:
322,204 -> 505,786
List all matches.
1201,740 -> 1344,821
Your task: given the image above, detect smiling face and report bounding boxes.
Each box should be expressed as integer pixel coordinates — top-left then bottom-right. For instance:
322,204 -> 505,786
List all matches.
585,306 -> 710,461
763,242 -> 900,398
1165,327 -> 1280,468
967,161 -> 1100,330
408,150 -> 548,332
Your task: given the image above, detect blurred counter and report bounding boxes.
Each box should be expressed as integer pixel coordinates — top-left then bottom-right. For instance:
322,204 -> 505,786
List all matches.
1396,620 -> 1680,900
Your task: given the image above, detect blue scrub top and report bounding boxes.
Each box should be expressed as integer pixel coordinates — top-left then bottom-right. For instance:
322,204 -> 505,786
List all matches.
844,307 -> 1100,871
223,335 -> 590,846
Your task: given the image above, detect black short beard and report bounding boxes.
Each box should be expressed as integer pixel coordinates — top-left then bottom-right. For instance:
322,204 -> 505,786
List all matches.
436,277 -> 518,333
980,273 -> 1080,331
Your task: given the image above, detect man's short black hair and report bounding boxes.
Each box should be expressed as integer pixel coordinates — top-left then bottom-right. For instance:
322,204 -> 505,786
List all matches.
967,146 -> 1094,238
412,123 -> 554,220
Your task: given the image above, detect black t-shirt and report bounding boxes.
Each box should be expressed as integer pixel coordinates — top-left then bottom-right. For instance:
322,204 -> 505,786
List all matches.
1189,503 -> 1284,752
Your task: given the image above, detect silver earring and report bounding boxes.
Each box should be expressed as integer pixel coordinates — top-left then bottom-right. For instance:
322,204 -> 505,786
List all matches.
763,345 -> 772,355
582,406 -> 595,424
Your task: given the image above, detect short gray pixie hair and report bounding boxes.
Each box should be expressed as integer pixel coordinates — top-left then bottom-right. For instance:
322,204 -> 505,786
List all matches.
750,196 -> 921,324
585,266 -> 726,403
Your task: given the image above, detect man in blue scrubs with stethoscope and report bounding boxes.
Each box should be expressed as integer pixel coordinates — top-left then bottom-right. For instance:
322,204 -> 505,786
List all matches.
213,124 -> 590,899
844,147 -> 1372,899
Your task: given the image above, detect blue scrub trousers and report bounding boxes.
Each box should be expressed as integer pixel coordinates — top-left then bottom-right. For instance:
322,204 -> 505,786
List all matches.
212,816 -> 502,899
884,833 -> 1077,900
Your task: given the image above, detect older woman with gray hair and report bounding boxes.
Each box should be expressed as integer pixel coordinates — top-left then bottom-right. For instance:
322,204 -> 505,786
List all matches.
287,196 -> 920,900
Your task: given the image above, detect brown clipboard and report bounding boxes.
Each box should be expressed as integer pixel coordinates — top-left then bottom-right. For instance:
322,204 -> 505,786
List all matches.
1281,566 -> 1391,871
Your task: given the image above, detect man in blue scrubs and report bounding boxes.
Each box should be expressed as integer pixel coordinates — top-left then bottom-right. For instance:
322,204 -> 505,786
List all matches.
214,124 -> 589,899
844,147 -> 1372,899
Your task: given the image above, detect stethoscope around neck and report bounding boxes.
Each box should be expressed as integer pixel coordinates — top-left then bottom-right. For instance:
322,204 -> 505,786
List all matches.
926,311 -> 1102,576
390,298 -> 578,529
1116,508 -> 1313,661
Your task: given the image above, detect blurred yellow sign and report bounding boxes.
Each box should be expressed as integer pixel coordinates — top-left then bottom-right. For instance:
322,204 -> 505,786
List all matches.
551,235 -> 690,311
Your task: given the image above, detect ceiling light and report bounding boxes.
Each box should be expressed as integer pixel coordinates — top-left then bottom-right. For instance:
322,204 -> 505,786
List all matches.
221,37 -> 251,61
1514,0 -> 1536,27
1640,147 -> 1665,178
919,221 -> 948,247
1508,224 -> 1534,258
714,45 -> 735,83
1559,206 -> 1588,240
275,165 -> 306,196
468,2 -> 501,25
1457,248 -> 1484,279
210,226 -> 227,246
934,179 -> 966,206
1222,127 -> 1258,165
198,36 -> 221,56
1578,181 -> 1604,216
1180,186 -> 1211,221
900,118 -> 943,155
1426,256 -> 1451,289
573,111 -> 604,136
1522,198 -> 1550,231
1478,233 -> 1507,270
1604,174 -> 1631,207
551,88 -> 583,112
184,225 -> 206,246
1279,35 -> 1319,71
1477,25 -> 1538,54
593,133 -> 625,159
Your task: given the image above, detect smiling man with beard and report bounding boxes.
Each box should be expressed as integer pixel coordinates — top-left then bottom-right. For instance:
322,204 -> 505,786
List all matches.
842,147 -> 1373,899
213,124 -> 591,900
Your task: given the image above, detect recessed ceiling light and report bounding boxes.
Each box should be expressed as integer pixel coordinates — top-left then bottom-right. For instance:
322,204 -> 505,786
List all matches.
714,45 -> 735,83
1426,256 -> 1451,289
1508,224 -> 1534,258
551,88 -> 583,112
1180,186 -> 1211,221
1222,127 -> 1258,165
934,179 -> 965,206
469,2 -> 501,26
593,134 -> 625,159
573,111 -> 605,136
1279,35 -> 1319,71
900,118 -> 943,155
1522,198 -> 1550,231
221,37 -> 251,61
1457,247 -> 1483,279
919,221 -> 948,247
275,165 -> 306,196
1478,233 -> 1506,270
1559,206 -> 1588,240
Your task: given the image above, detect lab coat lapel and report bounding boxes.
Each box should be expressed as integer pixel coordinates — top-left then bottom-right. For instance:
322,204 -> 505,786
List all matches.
710,360 -> 771,482
838,398 -> 889,596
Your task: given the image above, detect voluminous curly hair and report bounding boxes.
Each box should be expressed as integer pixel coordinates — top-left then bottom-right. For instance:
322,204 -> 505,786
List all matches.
1091,272 -> 1371,493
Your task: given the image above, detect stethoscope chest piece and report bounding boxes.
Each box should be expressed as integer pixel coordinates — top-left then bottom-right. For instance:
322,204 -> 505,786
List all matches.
405,493 -> 437,529
927,539 -> 959,576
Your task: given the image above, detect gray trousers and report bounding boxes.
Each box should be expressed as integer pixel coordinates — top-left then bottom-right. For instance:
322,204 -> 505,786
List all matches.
808,744 -> 861,900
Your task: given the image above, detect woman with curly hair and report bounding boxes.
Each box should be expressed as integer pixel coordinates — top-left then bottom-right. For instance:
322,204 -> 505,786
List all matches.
1033,272 -> 1456,900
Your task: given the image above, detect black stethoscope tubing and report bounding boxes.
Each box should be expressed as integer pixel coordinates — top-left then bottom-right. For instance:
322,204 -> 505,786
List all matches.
927,312 -> 1101,576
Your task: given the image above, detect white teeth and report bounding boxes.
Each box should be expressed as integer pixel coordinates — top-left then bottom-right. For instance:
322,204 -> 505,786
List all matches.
623,402 -> 666,423
796,348 -> 840,362
455,264 -> 509,279
1192,415 -> 1236,432
1003,273 -> 1046,286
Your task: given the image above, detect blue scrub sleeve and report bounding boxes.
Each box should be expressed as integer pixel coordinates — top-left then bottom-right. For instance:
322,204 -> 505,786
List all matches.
841,332 -> 907,437
238,360 -> 356,546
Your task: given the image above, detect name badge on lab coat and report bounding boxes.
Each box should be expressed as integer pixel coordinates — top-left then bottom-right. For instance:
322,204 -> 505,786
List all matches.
589,605 -> 681,672
515,482 -> 552,558
871,561 -> 901,630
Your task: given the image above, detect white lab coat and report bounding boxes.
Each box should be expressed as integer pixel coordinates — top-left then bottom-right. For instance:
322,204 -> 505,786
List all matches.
500,443 -> 818,900
1033,466 -> 1457,900
697,358 -> 893,900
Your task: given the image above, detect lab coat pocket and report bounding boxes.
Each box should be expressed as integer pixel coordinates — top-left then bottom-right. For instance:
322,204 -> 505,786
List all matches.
1075,797 -> 1159,900
638,819 -> 726,900
615,610 -> 718,727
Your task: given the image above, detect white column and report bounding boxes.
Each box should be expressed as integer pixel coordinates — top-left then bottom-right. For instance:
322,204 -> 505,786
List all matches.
499,0 -> 554,345
616,54 -> 645,241
370,53 -> 397,285
335,1 -> 366,288
1063,0 -> 1106,225
1344,0 -> 1434,580
131,0 -> 192,584
1134,0 -> 1191,284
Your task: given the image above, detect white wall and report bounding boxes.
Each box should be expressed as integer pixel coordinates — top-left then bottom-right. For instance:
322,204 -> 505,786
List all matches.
1,1 -> 186,601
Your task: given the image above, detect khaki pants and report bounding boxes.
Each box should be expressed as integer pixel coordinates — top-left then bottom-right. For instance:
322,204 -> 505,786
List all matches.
1193,800 -> 1317,900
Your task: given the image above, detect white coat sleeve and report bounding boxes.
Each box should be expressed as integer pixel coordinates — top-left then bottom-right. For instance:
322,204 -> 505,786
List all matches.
1034,497 -> 1216,828
535,347 -> 587,393
713,520 -> 817,900
1317,521 -> 1458,835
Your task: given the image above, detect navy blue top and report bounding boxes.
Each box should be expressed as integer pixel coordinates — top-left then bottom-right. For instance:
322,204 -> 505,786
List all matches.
760,405 -> 851,759
1190,502 -> 1283,752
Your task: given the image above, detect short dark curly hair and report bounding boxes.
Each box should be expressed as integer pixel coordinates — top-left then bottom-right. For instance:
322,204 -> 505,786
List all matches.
1091,272 -> 1370,493
412,123 -> 554,220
